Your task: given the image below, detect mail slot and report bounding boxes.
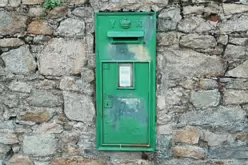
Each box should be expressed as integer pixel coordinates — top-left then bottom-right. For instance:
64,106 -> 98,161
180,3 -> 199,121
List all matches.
95,12 -> 156,152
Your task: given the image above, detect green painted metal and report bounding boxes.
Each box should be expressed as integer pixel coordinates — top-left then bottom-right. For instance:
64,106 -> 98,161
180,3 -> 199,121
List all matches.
96,12 -> 156,152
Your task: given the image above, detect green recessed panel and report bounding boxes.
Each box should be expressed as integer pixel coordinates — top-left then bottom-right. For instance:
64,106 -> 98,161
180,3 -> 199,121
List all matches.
95,12 -> 156,151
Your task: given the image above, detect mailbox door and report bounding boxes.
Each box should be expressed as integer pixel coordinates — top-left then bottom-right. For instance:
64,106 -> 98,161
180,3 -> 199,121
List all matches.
102,62 -> 150,145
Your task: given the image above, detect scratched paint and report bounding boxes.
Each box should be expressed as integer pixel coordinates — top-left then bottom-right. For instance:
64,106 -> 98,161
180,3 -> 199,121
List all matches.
128,45 -> 151,61
106,96 -> 148,130
108,44 -> 135,60
144,16 -> 156,42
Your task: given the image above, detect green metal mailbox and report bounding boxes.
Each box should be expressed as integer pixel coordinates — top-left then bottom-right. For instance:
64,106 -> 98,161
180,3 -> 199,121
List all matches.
96,12 -> 156,151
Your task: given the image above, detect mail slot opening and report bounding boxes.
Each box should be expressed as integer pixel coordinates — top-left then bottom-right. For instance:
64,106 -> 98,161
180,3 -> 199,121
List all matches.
113,37 -> 139,41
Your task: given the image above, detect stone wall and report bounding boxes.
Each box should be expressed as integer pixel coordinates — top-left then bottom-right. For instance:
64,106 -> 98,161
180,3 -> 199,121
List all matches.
0,0 -> 248,165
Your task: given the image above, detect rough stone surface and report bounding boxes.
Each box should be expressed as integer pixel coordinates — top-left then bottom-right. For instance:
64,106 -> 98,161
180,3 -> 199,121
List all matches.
0,131 -> 19,144
209,147 -> 248,159
20,111 -> 51,123
226,60 -> 248,78
63,91 -> 95,122
179,106 -> 246,132
158,7 -> 181,31
23,134 -> 57,156
39,38 -> 86,76
190,90 -> 220,108
172,146 -> 206,160
55,18 -> 85,37
200,130 -> 230,147
27,90 -> 61,107
174,126 -> 200,144
0,38 -> 24,48
22,0 -> 44,4
8,155 -> 33,165
1,46 -> 36,75
51,157 -> 106,165
8,81 -> 32,93
160,49 -> 225,79
224,44 -> 246,60
220,15 -> 248,33
28,7 -> 44,17
224,90 -> 248,105
0,11 -> 27,36
9,0 -> 21,7
180,34 -> 217,49
223,4 -> 248,15
199,79 -> 218,90
28,20 -> 54,35
0,0 -> 8,7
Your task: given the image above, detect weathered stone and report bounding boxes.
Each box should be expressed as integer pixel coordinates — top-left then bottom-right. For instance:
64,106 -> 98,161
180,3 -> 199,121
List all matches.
90,0 -> 168,11
229,37 -> 248,46
51,157 -> 106,165
63,91 -> 95,122
180,34 -> 217,49
20,111 -> 50,123
3,94 -> 19,108
217,35 -> 228,45
190,90 -> 220,108
178,17 -> 213,33
209,147 -> 248,159
224,90 -> 248,105
28,20 -> 53,35
172,146 -> 206,160
9,0 -> 21,7
111,159 -> 151,165
34,161 -> 50,165
224,44 -> 246,60
179,106 -> 246,132
220,15 -> 248,33
223,4 -> 248,15
23,134 -> 57,156
81,68 -> 94,83
226,60 -> 248,78
34,79 -> 56,90
174,126 -> 200,144
157,32 -> 180,47
22,0 -> 44,4
157,95 -> 166,110
200,130 -> 230,147
8,155 -> 33,165
0,131 -> 19,144
158,7 -> 181,31
72,7 -> 94,23
27,90 -> 62,107
70,0 -> 88,5
39,38 -> 86,76
160,49 -> 225,79
59,76 -> 79,91
0,11 -> 27,36
183,4 -> 220,16
221,78 -> 248,90
0,0 -> 8,7
0,38 -> 24,48
1,46 -> 36,75
32,123 -> 63,133
48,7 -> 68,19
8,81 -> 32,93
55,18 -> 85,37
157,124 -> 173,135
33,35 -> 51,44
0,144 -> 10,159
199,79 -> 218,90
28,7 -> 44,17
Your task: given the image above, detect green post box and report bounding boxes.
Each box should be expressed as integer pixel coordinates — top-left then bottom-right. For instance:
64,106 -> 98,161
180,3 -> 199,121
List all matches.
96,12 -> 156,152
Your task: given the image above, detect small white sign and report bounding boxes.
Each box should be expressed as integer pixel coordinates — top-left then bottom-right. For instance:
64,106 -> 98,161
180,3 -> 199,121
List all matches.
119,64 -> 132,87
